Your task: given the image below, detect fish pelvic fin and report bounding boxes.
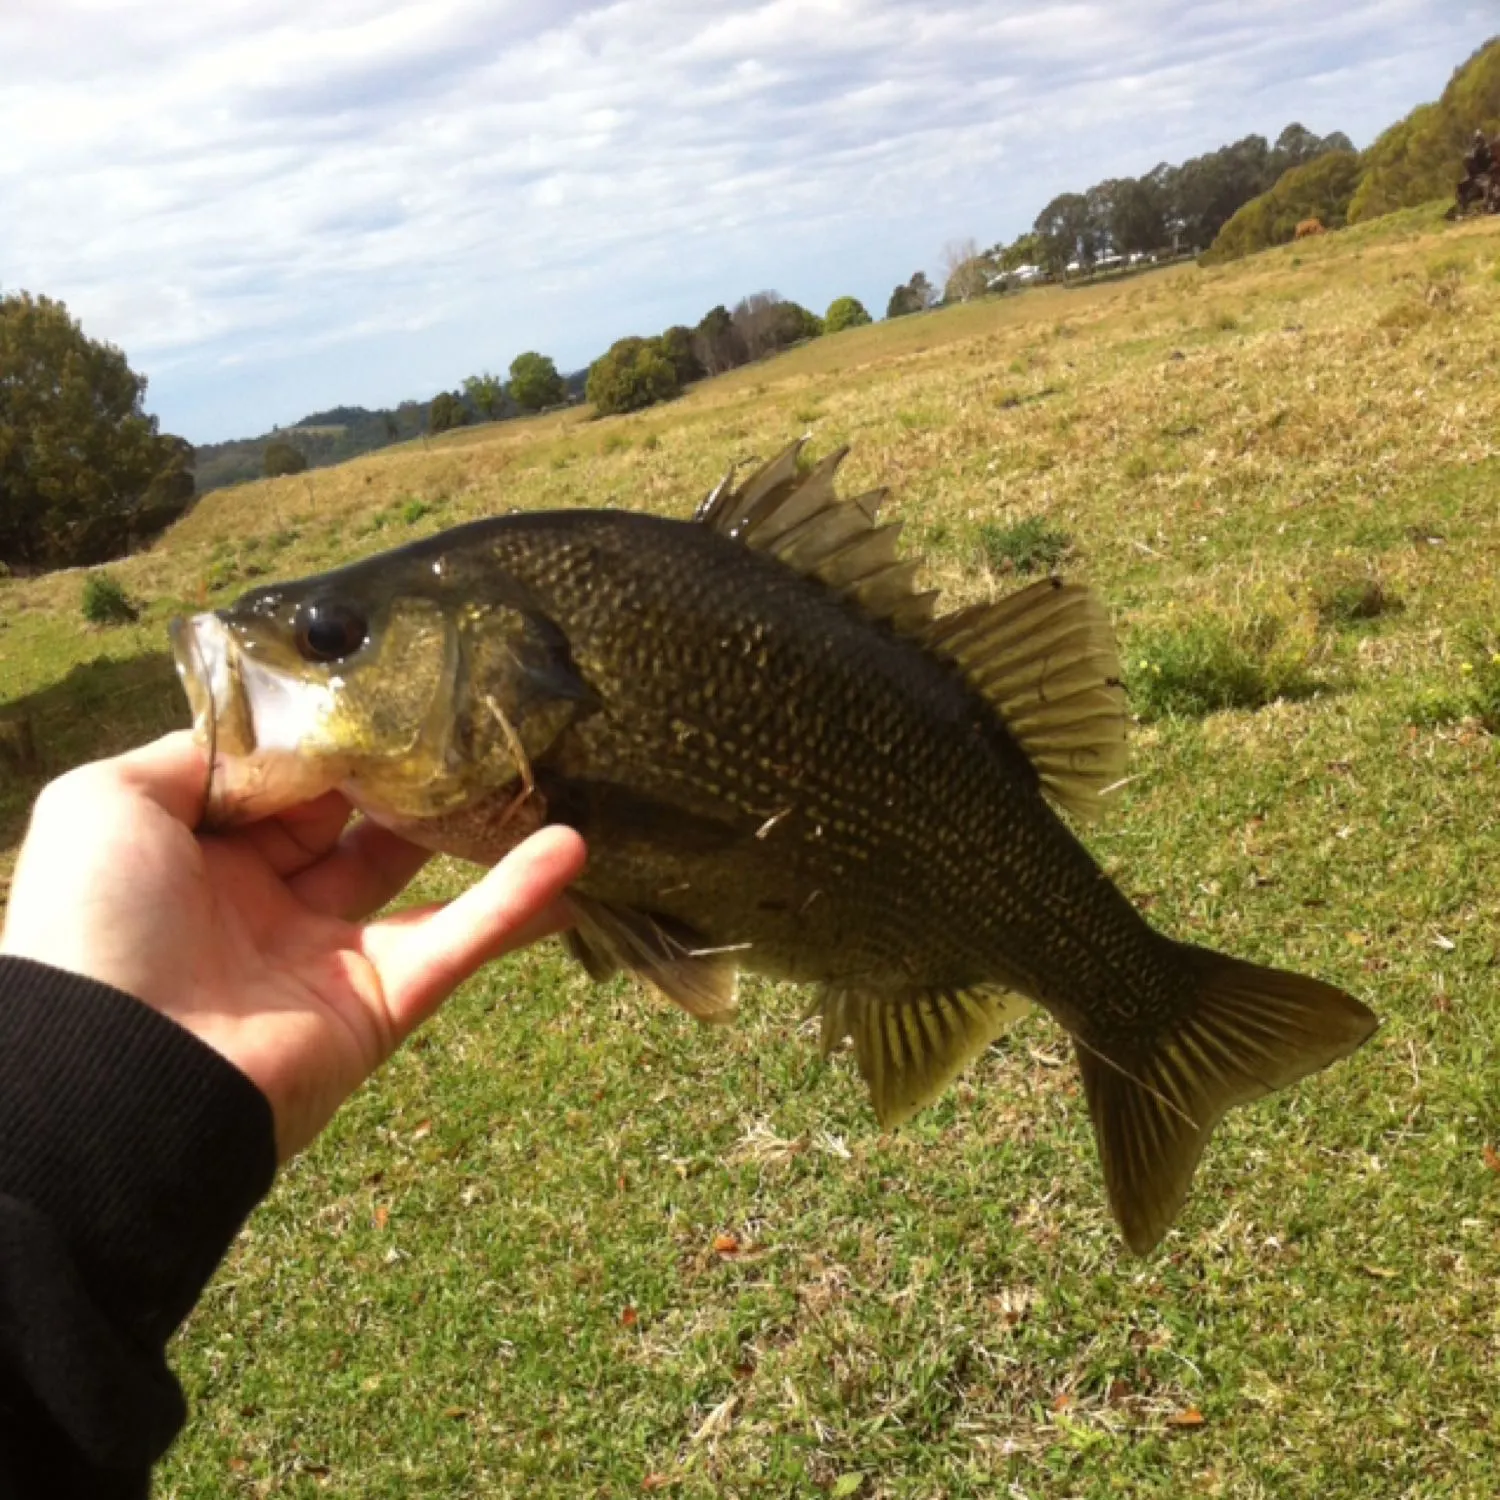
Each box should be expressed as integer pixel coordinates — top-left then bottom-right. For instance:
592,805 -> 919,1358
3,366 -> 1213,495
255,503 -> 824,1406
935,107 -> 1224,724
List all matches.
1077,942 -> 1378,1255
821,984 -> 1031,1126
922,577 -> 1127,821
566,893 -> 737,1024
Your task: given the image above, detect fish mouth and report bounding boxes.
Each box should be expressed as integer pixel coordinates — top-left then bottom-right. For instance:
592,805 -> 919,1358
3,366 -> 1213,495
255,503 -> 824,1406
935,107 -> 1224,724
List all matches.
169,613 -> 255,757
168,612 -> 341,826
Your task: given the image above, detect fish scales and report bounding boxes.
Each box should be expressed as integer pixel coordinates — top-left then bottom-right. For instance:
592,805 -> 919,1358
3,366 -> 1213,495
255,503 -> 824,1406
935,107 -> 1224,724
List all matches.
170,443 -> 1377,1252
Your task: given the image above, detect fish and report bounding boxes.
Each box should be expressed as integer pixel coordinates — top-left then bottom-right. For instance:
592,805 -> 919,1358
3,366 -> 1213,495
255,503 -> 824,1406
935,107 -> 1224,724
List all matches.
170,442 -> 1377,1252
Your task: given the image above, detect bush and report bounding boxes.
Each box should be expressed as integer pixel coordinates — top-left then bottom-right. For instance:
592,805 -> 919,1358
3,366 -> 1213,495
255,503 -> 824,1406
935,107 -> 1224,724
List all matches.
824,296 -> 873,334
263,439 -> 308,477
586,338 -> 680,416
81,573 -> 139,626
1314,573 -> 1401,628
978,517 -> 1071,575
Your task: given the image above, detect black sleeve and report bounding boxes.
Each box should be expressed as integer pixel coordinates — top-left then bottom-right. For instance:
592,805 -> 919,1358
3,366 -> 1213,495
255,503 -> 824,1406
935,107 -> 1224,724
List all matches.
0,956 -> 277,1498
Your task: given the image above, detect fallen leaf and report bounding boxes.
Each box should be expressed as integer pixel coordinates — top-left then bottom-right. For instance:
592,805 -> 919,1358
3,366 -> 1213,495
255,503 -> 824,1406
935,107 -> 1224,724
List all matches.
1167,1407 -> 1206,1428
1482,1144 -> 1500,1173
1051,1392 -> 1073,1412
1361,1265 -> 1397,1279
411,1120 -> 432,1140
373,1204 -> 389,1230
443,1407 -> 468,1421
621,1306 -> 638,1327
642,1475 -> 673,1493
713,1233 -> 741,1255
832,1475 -> 866,1498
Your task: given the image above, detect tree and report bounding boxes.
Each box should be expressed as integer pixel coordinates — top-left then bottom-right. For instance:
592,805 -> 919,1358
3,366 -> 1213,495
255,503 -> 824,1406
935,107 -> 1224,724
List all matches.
1204,149 -> 1364,262
885,271 -> 936,318
586,337 -> 680,415
263,439 -> 308,477
463,371 -> 506,420
428,391 -> 469,433
0,291 -> 195,571
1350,37 -> 1500,221
824,296 -> 873,333
941,238 -> 991,302
507,352 -> 566,413
656,325 -> 705,385
1109,174 -> 1170,257
692,305 -> 746,375
1033,192 -> 1092,276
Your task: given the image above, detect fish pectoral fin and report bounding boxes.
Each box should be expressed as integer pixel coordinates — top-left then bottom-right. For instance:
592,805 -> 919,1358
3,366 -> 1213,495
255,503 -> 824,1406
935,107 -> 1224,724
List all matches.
566,893 -> 737,1024
922,578 -> 1127,822
823,984 -> 1031,1126
1076,941 -> 1378,1257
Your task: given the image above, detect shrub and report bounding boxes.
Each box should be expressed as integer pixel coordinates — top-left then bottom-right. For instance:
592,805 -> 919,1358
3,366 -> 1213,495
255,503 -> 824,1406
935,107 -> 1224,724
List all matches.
978,516 -> 1071,575
81,572 -> 139,626
586,338 -> 680,416
263,439 -> 308,477
1126,616 -> 1321,720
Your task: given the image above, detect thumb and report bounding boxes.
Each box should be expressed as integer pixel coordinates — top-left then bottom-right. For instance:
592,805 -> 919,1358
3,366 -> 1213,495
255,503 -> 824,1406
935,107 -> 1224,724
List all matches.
360,825 -> 587,1043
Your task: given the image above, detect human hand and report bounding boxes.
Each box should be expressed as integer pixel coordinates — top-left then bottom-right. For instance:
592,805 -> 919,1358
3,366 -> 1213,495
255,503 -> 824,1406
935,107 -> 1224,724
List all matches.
0,731 -> 586,1161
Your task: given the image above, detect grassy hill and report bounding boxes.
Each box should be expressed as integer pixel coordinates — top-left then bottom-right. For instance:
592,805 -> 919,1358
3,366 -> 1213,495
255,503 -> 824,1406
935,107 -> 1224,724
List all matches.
3,204 -> 1500,1497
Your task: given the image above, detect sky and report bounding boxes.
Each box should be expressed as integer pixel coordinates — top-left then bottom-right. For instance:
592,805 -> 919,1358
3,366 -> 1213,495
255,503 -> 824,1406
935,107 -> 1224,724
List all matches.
1,3 -> 1494,445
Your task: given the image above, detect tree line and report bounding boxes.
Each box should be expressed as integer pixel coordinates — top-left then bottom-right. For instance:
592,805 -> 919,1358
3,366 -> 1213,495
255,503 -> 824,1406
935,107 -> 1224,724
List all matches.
6,37 -> 1493,572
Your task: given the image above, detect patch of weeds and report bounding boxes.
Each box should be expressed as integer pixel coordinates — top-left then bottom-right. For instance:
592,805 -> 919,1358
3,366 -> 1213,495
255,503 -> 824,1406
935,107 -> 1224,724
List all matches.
266,528 -> 300,552
401,498 -> 433,525
1314,572 -> 1402,629
204,559 -> 238,591
1208,307 -> 1240,332
600,431 -> 631,456
1409,629 -> 1500,732
550,449 -> 576,471
895,410 -> 927,431
1122,450 -> 1153,483
977,516 -> 1071,576
792,406 -> 824,423
1349,520 -> 1402,550
80,573 -> 139,626
640,432 -> 660,451
1126,615 -> 1320,721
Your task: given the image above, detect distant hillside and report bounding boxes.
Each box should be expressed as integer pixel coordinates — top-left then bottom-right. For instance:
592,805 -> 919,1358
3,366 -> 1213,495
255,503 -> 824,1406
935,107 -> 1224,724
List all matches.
1350,36 -> 1500,222
192,371 -> 588,493
1204,36 -> 1498,263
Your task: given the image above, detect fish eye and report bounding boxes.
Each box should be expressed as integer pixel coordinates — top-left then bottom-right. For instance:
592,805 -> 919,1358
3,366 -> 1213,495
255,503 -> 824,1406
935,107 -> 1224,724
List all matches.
293,599 -> 368,663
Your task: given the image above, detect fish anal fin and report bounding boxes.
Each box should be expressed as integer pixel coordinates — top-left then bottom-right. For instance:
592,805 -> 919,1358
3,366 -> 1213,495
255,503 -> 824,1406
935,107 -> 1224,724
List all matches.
566,892 -> 737,1023
1077,943 -> 1378,1255
823,984 -> 1031,1126
924,577 -> 1127,821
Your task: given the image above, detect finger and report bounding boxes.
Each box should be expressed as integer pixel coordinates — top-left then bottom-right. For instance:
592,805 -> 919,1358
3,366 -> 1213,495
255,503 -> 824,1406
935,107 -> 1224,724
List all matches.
110,730 -> 211,826
236,791 -> 355,877
360,825 -> 587,1043
290,818 -> 433,920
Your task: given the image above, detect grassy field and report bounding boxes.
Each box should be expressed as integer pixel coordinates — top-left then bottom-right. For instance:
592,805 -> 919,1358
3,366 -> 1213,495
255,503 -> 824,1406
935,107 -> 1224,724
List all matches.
3,201 -> 1500,1497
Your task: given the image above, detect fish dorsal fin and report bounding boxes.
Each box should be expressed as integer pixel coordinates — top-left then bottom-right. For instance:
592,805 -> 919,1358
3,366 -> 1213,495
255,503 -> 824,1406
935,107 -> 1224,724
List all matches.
817,983 -> 1030,1126
565,891 -> 737,1024
922,577 -> 1127,821
696,442 -> 939,632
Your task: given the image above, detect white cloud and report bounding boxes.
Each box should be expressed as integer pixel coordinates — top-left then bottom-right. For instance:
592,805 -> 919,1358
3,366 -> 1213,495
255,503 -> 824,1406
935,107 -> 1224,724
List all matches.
1,1 -> 1491,440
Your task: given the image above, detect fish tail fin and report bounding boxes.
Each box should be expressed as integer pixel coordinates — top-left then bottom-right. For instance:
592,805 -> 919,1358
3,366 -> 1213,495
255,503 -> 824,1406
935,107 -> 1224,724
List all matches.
1075,943 -> 1377,1255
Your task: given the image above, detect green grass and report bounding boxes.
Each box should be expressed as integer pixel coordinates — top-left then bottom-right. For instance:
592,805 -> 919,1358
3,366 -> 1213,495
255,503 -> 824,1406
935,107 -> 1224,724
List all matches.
4,208 -> 1500,1497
